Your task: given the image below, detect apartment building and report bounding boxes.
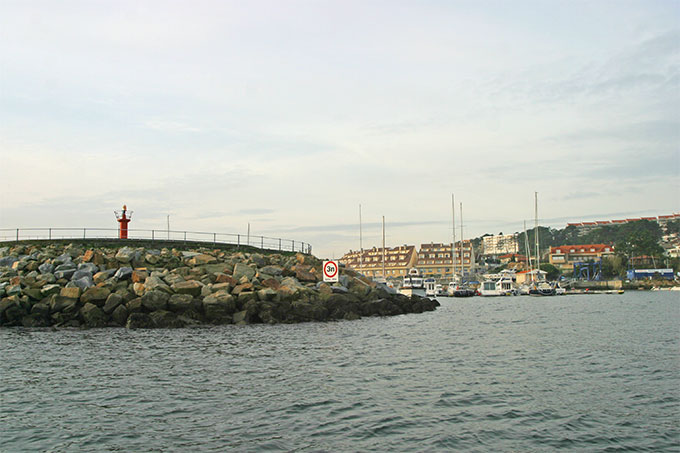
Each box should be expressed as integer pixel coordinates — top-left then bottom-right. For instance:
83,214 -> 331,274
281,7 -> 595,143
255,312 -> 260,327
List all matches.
339,245 -> 417,279
482,233 -> 519,256
549,244 -> 615,273
416,241 -> 475,277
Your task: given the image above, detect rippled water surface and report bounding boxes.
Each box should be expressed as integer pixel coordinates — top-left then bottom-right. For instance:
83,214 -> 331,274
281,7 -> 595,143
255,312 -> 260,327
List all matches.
1,292 -> 678,452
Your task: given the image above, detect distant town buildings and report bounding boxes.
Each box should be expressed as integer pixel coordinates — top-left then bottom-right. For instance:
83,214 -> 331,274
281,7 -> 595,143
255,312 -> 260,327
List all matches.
567,213 -> 680,234
339,212 -> 678,281
339,241 -> 475,279
482,233 -> 519,256
417,241 -> 475,277
339,245 -> 417,279
549,244 -> 615,273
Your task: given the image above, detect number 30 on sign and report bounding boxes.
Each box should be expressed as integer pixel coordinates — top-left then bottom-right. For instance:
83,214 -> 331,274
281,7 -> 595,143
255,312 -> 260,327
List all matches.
323,260 -> 339,282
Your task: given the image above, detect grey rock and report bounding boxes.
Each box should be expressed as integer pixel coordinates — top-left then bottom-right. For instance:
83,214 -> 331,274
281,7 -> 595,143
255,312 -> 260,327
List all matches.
54,254 -> 73,265
39,262 -> 55,274
54,268 -> 76,280
233,263 -> 256,281
111,304 -> 129,326
259,265 -> 283,276
71,269 -> 93,281
144,276 -> 172,293
141,291 -> 169,311
115,247 -> 137,263
81,303 -> 107,327
126,312 -> 154,329
114,267 -> 133,280
41,284 -> 62,297
167,294 -> 194,312
103,293 -> 124,314
77,262 -> 99,274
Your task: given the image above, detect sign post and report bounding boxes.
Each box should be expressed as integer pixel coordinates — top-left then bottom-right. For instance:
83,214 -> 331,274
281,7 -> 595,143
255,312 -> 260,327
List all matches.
323,260 -> 339,283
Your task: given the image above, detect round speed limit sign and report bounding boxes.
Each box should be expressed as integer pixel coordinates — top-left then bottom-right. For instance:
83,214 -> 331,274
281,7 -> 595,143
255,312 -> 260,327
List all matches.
323,260 -> 339,282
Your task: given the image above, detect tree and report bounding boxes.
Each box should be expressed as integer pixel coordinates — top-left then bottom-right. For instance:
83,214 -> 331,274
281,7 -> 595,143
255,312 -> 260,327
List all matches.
540,263 -> 561,280
601,255 -> 626,279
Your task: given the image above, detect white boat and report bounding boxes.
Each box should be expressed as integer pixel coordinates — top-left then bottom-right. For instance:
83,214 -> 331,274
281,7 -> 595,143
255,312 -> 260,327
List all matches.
435,284 -> 447,296
402,268 -> 424,289
424,278 -> 437,297
479,275 -> 517,296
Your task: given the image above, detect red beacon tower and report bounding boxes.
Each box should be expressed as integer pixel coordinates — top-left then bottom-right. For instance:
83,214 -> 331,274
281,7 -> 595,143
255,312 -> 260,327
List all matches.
114,205 -> 133,239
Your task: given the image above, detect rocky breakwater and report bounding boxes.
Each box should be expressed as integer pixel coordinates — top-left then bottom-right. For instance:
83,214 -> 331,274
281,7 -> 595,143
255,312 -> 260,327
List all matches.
0,243 -> 439,328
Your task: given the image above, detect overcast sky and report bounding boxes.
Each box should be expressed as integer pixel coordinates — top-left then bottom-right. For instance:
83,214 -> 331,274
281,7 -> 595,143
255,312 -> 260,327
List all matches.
1,0 -> 678,258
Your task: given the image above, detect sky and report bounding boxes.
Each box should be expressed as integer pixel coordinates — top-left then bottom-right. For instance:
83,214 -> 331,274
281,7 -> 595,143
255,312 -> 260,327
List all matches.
1,0 -> 678,259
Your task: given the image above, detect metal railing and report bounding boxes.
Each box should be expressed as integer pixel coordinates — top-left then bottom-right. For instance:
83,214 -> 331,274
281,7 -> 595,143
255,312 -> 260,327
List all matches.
0,228 -> 312,254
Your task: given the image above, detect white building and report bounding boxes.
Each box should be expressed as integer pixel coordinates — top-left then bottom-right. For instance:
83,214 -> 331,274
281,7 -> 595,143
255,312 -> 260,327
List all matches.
482,233 -> 519,256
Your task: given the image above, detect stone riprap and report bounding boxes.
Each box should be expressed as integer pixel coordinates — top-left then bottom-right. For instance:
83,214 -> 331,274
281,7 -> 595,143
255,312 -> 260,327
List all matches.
0,243 -> 439,328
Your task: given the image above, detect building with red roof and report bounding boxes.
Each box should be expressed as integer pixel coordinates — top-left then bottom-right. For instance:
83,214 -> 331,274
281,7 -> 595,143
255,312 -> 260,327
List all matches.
549,244 -> 615,273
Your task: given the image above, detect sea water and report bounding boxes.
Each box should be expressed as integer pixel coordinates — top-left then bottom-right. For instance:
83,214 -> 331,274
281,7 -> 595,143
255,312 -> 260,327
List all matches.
1,291 -> 678,452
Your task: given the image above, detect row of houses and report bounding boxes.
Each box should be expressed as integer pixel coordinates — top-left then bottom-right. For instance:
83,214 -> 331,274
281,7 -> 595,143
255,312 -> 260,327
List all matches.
340,241 -> 475,279
567,213 -> 680,232
340,241 -> 618,280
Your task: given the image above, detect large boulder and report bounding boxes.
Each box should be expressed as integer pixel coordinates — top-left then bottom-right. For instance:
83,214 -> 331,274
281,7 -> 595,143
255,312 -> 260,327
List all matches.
187,254 -> 217,266
103,293 -> 124,314
38,262 -> 55,275
172,280 -> 203,297
233,263 -> 256,281
41,284 -> 62,298
115,247 -> 137,263
203,292 -> 236,324
126,312 -> 155,329
111,304 -> 129,326
60,287 -> 82,300
71,276 -> 95,290
77,262 -> 99,274
167,294 -> 195,312
80,287 -> 110,306
114,267 -> 133,280
149,310 -> 185,328
144,276 -> 172,294
295,266 -> 318,283
141,291 -> 169,311
259,265 -> 283,276
81,303 -> 108,327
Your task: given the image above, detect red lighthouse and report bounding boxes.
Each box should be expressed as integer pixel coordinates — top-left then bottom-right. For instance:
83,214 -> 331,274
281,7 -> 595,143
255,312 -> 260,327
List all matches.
114,205 -> 133,239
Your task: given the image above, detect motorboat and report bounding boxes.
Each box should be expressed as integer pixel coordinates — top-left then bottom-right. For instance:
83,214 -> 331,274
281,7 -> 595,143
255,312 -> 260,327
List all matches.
553,282 -> 566,295
529,281 -> 556,296
424,278 -> 437,297
479,270 -> 517,296
402,268 -> 424,289
479,277 -> 517,296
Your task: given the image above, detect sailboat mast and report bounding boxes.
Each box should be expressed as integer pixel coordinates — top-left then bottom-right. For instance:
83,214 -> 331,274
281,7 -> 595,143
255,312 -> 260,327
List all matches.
460,202 -> 464,278
535,192 -> 540,277
524,220 -> 533,281
451,194 -> 456,280
382,215 -> 386,280
359,204 -> 363,275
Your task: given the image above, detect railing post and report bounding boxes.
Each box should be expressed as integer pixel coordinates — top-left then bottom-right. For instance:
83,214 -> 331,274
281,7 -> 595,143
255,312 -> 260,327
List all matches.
279,238 -> 281,251
292,240 -> 295,252
152,230 -> 155,241
83,228 -> 86,239
184,231 -> 187,242
49,228 -> 52,240
237,234 -> 240,247
16,228 -> 19,242
214,233 -> 216,245
261,236 -> 264,248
